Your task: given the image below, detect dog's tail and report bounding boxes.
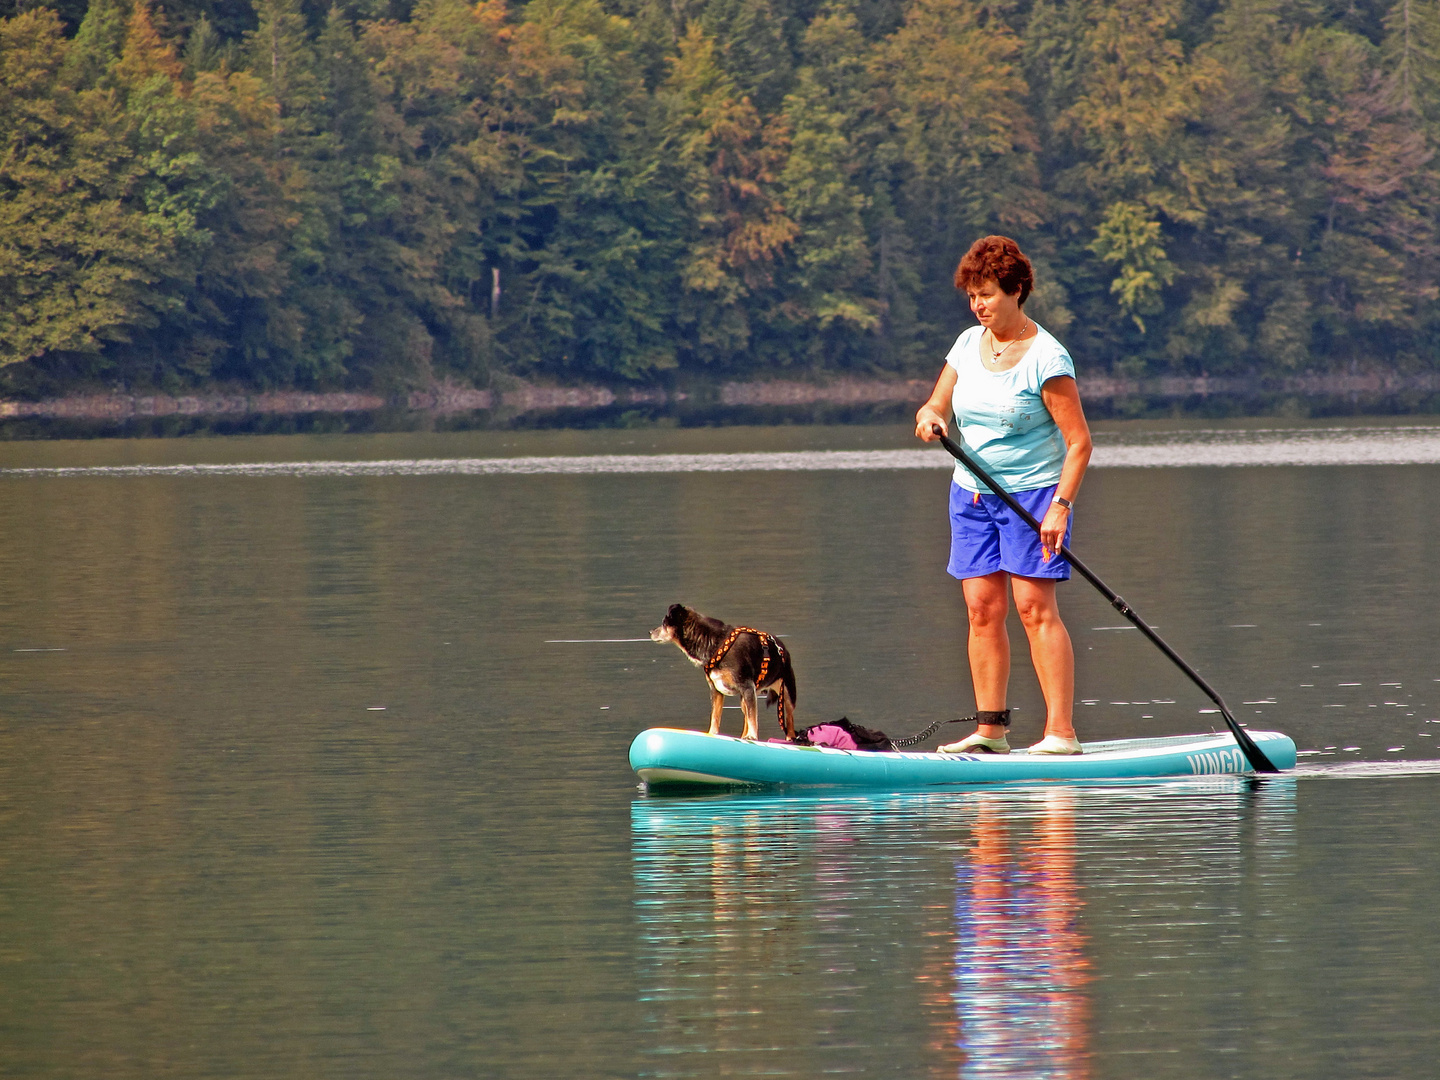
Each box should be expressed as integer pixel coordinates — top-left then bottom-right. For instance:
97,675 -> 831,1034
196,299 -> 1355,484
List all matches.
888,716 -> 973,750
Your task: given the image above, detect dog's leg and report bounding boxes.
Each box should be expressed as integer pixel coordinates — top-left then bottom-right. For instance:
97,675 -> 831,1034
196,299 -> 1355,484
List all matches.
708,686 -> 724,736
741,686 -> 759,741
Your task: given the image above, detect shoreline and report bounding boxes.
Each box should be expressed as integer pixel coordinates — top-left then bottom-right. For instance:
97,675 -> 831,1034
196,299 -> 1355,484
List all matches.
0,371 -> 1437,426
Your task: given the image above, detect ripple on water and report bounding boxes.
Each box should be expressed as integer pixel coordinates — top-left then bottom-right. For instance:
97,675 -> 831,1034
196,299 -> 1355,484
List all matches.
1292,759 -> 1440,779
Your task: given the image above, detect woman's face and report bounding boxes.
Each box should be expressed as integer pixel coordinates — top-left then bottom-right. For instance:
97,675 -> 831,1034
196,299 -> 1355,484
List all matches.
966,278 -> 1022,326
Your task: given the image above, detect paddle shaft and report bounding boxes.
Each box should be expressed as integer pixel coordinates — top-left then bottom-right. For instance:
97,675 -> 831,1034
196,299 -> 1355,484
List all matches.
933,429 -> 1280,774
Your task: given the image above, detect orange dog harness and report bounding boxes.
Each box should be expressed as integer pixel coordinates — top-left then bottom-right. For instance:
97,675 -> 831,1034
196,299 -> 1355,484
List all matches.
706,627 -> 791,733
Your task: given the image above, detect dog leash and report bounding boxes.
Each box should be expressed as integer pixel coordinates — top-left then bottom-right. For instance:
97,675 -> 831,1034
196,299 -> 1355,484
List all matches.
887,716 -> 973,749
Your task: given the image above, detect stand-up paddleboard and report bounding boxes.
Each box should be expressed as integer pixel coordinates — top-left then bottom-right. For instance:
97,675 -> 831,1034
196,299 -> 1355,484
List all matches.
630,727 -> 1296,791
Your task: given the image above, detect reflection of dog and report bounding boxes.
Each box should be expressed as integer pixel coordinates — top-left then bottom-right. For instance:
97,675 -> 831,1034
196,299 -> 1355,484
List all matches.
651,604 -> 798,740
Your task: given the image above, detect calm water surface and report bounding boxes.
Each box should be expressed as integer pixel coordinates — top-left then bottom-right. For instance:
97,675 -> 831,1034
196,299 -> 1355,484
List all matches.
0,421 -> 1436,1078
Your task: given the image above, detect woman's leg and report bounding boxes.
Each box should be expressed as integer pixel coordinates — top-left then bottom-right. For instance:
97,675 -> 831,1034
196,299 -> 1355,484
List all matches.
962,571 -> 1011,737
1010,575 -> 1075,740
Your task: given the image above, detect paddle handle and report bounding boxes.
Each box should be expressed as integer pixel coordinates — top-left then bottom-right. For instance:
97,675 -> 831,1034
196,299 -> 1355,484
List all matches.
933,428 -> 1279,774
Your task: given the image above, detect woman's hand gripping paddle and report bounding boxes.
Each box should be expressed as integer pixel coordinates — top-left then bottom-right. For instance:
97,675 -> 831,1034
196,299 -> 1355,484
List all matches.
931,427 -> 1280,774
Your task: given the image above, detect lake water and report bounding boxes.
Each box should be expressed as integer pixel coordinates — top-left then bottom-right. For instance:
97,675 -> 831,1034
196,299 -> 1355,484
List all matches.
0,418 -> 1437,1078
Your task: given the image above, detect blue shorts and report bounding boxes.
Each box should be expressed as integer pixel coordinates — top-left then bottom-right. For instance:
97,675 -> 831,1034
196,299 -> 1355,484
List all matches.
947,482 -> 1072,581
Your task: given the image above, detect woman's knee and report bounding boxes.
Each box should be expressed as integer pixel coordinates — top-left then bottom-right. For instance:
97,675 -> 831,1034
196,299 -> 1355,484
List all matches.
1015,605 -> 1059,635
963,573 -> 1010,630
1012,584 -> 1060,630
966,595 -> 1008,630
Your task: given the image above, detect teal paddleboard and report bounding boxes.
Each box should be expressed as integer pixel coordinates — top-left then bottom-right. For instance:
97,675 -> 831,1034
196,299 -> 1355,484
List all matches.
630,727 -> 1296,791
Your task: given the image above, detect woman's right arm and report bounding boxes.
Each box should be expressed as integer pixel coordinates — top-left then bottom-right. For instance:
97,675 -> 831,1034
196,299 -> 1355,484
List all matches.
915,365 -> 957,442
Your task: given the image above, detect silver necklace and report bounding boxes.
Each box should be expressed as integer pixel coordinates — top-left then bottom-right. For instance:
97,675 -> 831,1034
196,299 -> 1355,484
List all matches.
987,318 -> 1030,363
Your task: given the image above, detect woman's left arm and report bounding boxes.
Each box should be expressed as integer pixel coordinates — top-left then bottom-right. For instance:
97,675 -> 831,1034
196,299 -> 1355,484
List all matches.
1038,375 -> 1093,559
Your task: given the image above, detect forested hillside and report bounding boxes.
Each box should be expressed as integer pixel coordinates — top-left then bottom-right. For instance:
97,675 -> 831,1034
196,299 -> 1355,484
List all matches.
1,0 -> 1437,396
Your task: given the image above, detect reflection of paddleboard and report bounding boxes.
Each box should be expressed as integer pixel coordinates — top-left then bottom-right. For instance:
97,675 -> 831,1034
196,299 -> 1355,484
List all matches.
630,727 -> 1296,791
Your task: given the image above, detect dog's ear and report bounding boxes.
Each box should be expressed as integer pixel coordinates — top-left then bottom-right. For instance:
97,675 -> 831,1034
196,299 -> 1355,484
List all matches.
667,603 -> 688,623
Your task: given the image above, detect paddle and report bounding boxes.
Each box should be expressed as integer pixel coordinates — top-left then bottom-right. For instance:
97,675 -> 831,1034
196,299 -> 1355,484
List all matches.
930,426 -> 1280,774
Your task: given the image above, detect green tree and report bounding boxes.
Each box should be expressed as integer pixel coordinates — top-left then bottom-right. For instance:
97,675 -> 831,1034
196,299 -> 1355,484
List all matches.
0,5 -> 223,379
775,5 -> 881,367
246,0 -> 320,117
656,23 -> 796,366
59,0 -> 130,87
1049,0 -> 1222,357
1165,0 -> 1334,372
351,0 -> 520,386
476,0 -> 682,379
1181,0 -> 1440,373
872,0 -> 1041,354
695,0 -> 795,112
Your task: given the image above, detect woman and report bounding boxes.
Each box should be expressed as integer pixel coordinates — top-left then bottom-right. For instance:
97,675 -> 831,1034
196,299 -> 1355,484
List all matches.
915,236 -> 1092,755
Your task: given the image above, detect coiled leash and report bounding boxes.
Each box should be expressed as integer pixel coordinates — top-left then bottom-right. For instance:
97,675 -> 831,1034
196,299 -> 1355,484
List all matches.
797,712 -> 1002,751
886,711 -> 1007,749
706,627 -> 791,733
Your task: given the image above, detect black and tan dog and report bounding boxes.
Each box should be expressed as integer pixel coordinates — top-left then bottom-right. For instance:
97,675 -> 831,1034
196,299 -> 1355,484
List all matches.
651,604 -> 798,740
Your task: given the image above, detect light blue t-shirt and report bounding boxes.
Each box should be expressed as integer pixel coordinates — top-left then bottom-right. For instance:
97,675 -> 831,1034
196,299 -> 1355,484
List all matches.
945,323 -> 1076,493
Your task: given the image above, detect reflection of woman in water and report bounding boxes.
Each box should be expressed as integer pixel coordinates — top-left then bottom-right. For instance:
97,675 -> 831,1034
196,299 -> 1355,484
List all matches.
952,792 -> 1090,1075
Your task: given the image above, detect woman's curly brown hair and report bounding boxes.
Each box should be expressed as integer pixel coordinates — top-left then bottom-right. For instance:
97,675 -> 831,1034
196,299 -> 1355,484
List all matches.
954,236 -> 1034,305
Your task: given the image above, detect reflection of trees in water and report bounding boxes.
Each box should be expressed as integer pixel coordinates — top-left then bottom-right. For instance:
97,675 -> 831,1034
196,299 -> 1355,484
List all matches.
634,797 -> 954,1075
634,804 -> 809,1064
949,791 -> 1090,1078
631,781 -> 1296,1076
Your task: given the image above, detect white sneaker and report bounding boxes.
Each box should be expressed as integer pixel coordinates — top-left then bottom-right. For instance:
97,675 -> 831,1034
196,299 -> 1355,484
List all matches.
1026,735 -> 1082,755
938,732 -> 1010,754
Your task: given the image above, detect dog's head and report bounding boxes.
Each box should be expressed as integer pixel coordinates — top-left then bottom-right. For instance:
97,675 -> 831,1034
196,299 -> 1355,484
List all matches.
651,603 -> 692,644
